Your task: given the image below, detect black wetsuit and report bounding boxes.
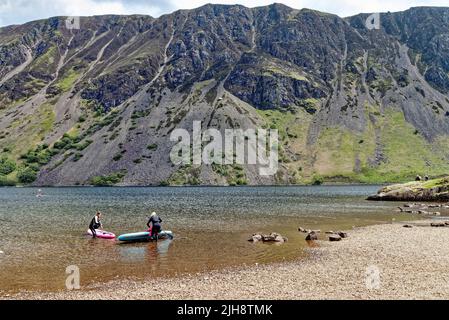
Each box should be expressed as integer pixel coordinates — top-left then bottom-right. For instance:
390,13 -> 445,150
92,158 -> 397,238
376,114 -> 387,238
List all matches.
147,215 -> 162,236
89,216 -> 101,238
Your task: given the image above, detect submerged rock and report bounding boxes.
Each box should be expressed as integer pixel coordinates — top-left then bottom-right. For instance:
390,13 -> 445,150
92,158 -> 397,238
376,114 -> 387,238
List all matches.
298,227 -> 314,234
418,210 -> 441,216
397,204 -> 442,215
403,203 -> 429,209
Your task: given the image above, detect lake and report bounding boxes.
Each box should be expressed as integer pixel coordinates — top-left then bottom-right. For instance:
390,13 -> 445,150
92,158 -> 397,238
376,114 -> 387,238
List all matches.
0,186 -> 411,293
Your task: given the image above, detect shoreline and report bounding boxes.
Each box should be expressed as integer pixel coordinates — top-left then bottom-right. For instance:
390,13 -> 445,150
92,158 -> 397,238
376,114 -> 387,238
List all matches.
4,219 -> 449,300
2,183 -> 385,188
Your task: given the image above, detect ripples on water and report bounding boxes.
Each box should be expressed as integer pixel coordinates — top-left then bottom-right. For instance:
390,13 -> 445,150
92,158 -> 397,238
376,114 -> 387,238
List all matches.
0,186 -> 411,292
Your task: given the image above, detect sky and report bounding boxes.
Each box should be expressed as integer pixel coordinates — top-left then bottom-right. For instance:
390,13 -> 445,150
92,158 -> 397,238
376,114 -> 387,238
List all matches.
1,0 -> 449,27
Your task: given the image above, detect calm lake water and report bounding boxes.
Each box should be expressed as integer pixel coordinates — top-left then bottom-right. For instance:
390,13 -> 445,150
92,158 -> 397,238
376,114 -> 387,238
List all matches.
0,186 -> 416,293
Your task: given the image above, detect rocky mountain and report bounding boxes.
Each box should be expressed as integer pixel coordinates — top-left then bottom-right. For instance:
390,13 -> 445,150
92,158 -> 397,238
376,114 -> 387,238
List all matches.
0,4 -> 449,186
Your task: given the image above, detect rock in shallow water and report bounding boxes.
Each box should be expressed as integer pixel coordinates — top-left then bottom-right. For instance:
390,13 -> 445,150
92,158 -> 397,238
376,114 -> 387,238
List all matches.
431,222 -> 446,227
274,235 -> 286,243
329,235 -> 342,242
248,233 -> 287,243
249,234 -> 263,242
305,232 -> 318,241
337,231 -> 348,238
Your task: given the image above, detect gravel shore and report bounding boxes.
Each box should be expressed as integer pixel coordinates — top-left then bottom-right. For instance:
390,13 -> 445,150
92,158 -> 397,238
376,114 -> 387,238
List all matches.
4,220 -> 449,300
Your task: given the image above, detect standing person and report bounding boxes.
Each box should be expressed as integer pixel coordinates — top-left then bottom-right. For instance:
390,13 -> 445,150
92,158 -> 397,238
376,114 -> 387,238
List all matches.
147,212 -> 162,238
89,211 -> 103,238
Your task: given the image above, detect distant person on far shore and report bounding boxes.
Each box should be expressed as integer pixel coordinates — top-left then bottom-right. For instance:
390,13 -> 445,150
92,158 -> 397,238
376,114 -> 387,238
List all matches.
147,212 -> 162,238
89,211 -> 103,238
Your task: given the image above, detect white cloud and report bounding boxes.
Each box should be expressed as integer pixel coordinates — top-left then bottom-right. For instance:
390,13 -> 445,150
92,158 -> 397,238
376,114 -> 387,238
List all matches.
1,0 -> 449,27
0,0 -> 174,26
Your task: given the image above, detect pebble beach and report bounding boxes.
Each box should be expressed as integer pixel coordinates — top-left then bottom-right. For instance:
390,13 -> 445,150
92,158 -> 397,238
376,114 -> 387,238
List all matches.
4,219 -> 449,300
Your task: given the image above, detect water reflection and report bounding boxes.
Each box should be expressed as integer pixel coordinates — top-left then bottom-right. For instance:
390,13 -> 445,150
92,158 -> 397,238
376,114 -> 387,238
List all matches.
156,239 -> 172,256
118,240 -> 173,263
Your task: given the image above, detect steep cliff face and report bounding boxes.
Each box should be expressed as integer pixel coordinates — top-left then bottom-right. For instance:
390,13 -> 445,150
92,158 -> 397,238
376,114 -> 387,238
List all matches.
0,4 -> 448,186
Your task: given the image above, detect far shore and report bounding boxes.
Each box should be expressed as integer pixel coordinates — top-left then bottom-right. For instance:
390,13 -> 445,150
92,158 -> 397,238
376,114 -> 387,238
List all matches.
4,219 -> 449,300
2,182 -> 387,188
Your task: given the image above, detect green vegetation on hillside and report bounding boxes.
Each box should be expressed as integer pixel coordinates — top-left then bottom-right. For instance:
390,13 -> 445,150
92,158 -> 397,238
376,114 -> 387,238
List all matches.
212,163 -> 248,186
90,171 -> 127,186
256,105 -> 449,185
168,165 -> 202,186
55,67 -> 81,92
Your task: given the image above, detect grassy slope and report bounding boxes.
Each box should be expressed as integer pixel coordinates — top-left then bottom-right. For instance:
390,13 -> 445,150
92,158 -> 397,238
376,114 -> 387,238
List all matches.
257,106 -> 449,184
367,110 -> 448,182
257,108 -> 316,184
379,176 -> 449,196
0,102 -> 55,185
55,67 -> 81,92
0,40 -> 78,184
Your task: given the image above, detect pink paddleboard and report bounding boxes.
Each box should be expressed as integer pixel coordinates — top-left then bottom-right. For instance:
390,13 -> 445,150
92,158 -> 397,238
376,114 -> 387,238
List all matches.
87,229 -> 116,239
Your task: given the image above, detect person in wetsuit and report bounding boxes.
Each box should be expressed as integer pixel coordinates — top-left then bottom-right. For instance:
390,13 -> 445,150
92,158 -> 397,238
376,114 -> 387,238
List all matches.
89,211 -> 103,238
147,212 -> 162,238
